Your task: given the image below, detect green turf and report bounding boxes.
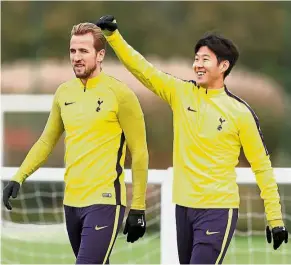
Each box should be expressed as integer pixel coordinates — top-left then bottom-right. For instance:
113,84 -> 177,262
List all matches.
223,236 -> 290,264
1,235 -> 290,264
1,233 -> 160,264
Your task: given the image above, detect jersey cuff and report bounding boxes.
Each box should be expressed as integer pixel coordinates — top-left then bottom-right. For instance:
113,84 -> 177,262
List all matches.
130,204 -> 146,211
269,219 -> 284,228
104,29 -> 121,42
12,174 -> 25,185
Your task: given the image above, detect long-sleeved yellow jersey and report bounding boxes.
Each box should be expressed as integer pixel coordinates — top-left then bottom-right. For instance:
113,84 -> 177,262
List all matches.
12,71 -> 148,210
105,30 -> 283,227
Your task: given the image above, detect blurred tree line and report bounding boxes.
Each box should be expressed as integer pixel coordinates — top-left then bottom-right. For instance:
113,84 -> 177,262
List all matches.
2,1 -> 291,93
2,1 -> 291,165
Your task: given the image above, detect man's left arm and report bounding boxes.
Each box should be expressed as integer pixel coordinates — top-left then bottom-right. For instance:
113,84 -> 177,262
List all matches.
117,85 -> 149,243
239,108 -> 288,249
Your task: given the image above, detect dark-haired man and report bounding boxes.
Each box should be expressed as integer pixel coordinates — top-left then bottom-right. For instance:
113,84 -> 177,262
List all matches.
96,15 -> 288,264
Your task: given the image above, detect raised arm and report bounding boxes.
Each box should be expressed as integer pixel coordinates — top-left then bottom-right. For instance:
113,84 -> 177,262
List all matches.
3,90 -> 64,210
97,15 -> 188,106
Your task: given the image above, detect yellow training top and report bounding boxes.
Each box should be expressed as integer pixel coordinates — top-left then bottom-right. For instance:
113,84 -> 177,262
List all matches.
105,30 -> 283,227
13,71 -> 148,210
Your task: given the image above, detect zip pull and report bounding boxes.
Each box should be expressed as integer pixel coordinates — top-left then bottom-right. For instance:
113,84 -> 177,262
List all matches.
84,87 -> 86,92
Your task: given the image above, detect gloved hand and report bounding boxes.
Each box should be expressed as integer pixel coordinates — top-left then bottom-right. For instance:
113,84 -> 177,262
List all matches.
2,181 -> 21,210
266,226 -> 288,250
96,15 -> 118,35
123,209 -> 146,243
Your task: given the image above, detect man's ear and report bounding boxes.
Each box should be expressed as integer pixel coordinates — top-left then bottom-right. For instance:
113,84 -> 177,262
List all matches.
220,60 -> 230,74
97,49 -> 106,62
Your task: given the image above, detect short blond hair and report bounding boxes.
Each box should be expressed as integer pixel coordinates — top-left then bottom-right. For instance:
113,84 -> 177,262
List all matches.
71,22 -> 106,51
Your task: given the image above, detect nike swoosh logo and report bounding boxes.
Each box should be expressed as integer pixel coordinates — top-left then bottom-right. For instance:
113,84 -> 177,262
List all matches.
65,102 -> 75,106
187,107 -> 197,112
206,230 -> 220,235
95,225 -> 108,231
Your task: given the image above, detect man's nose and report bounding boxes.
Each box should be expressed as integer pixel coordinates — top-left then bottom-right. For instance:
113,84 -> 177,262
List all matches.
193,60 -> 203,68
73,53 -> 82,62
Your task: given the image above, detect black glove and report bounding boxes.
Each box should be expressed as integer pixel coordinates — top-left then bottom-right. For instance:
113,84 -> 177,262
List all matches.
96,15 -> 118,32
123,209 -> 146,243
266,226 -> 288,250
2,181 -> 20,210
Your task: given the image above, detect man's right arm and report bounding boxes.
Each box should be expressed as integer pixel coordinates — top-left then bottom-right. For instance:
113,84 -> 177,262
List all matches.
12,89 -> 64,184
99,18 -> 186,106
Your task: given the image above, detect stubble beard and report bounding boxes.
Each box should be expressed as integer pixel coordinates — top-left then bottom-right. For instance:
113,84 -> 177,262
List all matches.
74,64 -> 97,79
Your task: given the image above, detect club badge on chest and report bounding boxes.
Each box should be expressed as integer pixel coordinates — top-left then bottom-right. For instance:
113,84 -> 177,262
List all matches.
217,117 -> 226,131
96,98 -> 103,112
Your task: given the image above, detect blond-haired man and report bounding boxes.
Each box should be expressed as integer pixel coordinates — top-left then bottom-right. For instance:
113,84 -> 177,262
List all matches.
3,23 -> 149,264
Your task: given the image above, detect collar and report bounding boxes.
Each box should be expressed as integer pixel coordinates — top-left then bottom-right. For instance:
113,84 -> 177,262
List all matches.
199,85 -> 225,96
77,71 -> 106,89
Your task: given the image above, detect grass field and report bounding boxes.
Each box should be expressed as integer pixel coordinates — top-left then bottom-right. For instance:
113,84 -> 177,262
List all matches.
1,234 -> 290,264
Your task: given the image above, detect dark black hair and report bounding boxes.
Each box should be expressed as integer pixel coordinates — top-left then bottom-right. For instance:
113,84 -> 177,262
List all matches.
194,32 -> 239,78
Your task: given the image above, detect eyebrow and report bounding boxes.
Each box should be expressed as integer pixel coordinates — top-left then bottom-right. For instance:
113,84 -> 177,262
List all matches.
70,48 -> 89,52
195,54 -> 211,58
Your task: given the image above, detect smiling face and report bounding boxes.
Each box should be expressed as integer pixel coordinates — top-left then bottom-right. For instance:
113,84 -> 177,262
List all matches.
193,46 -> 229,89
70,33 -> 105,79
